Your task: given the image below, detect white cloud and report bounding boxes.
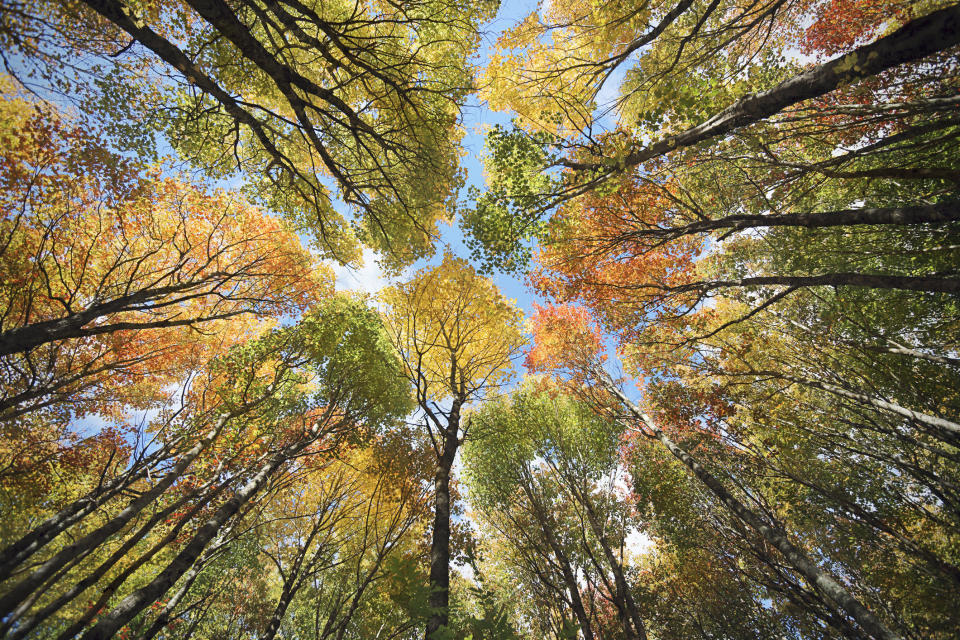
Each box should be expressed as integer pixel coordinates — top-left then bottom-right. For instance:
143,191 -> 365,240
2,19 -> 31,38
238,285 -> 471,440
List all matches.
331,248 -> 390,295
625,527 -> 655,557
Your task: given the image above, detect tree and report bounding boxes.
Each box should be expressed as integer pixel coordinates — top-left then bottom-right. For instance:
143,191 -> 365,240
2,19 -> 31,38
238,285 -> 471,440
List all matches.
381,253 -> 526,639
465,2 -> 960,273
0,91 -> 328,425
465,383 -> 649,640
525,303 -> 904,640
463,5 -> 960,635
4,0 -> 499,268
0,294 -> 412,638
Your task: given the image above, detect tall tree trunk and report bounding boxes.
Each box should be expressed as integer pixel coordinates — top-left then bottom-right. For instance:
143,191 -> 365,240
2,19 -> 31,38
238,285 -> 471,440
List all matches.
519,474 -> 596,640
565,5 -> 960,175
4,477 -> 222,639
658,273 -> 960,295
640,202 -> 960,240
425,414 -> 460,640
0,279 -> 227,356
134,543 -> 217,640
0,440 -> 171,580
576,489 -> 647,640
77,421 -> 336,640
752,371 -> 960,442
0,415 -> 230,617
606,384 -> 902,640
261,521 -> 326,640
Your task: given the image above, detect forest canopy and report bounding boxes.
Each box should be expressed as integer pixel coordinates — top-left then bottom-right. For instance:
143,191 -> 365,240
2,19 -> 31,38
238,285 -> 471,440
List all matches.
0,1 -> 958,639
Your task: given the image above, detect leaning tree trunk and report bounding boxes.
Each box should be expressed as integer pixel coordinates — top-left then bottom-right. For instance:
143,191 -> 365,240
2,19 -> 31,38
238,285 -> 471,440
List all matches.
565,5 -> 960,176
0,414 -> 232,618
0,431 -> 190,580
606,384 -> 902,640
642,202 -> 960,240
77,419 -> 337,640
518,472 -> 596,640
575,485 -> 648,640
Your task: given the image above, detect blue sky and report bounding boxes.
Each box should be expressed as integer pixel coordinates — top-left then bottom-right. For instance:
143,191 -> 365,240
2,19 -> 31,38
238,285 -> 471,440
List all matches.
333,0 -> 546,316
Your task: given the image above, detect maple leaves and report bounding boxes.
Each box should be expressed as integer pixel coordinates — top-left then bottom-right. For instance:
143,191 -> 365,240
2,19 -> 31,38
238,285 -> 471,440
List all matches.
801,0 -> 927,56
467,2 -> 960,639
16,0 -> 498,268
380,253 -> 526,639
524,302 -> 607,386
382,253 -> 527,407
0,92 -> 329,424
1,0 -> 959,638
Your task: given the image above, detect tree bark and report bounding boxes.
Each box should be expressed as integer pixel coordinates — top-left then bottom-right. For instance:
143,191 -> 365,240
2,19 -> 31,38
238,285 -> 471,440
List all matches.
261,518 -> 328,640
0,436 -> 183,580
637,202 -> 960,239
576,488 -> 648,640
4,478 -> 220,640
0,278 -> 238,356
77,421 -> 334,640
565,5 -> 960,175
606,384 -> 902,640
520,475 -> 596,640
0,415 -> 229,617
425,413 -> 460,640
647,272 -> 960,295
754,371 -> 960,442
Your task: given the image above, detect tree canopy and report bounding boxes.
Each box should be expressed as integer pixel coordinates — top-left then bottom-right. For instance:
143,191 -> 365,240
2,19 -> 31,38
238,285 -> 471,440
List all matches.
1,1 -> 959,639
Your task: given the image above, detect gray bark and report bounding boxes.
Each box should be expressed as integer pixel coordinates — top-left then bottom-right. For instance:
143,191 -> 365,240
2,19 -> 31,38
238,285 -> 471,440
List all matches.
78,420 -> 334,640
565,5 -> 960,175
0,416 -> 229,617
607,384 -> 901,640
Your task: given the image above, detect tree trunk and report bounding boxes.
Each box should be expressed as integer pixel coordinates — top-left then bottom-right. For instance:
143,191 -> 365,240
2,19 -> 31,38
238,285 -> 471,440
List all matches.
262,519 -> 327,640
518,471 -> 596,640
660,272 -> 960,295
607,385 -> 902,640
578,492 -> 647,640
0,415 -> 229,617
0,279 -> 222,356
756,371 -> 960,442
0,436 -> 182,580
643,202 -> 960,239
4,478 -> 220,639
77,421 -> 334,640
566,5 -> 960,175
425,420 -> 459,640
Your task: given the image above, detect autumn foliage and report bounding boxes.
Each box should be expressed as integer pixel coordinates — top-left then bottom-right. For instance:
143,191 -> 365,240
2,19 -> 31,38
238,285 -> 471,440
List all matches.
2,1 -> 960,639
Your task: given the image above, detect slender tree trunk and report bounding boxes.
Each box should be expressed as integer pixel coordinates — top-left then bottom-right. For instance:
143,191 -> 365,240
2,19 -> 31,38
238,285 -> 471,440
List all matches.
262,520 -> 327,640
566,5 -> 960,175
657,273 -> 960,295
0,415 -> 230,617
78,421 -> 334,640
526,484 -> 595,640
876,344 -> 960,368
756,371 -> 960,442
426,419 -> 459,640
577,492 -> 647,640
642,202 -> 960,239
0,433 -> 189,580
262,583 -> 299,640
774,463 -> 960,587
554,549 -> 594,640
333,531 -> 403,640
4,478 -> 220,639
47,481 -> 231,640
134,543 -> 216,640
606,384 -> 902,640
